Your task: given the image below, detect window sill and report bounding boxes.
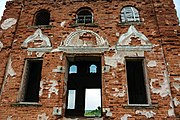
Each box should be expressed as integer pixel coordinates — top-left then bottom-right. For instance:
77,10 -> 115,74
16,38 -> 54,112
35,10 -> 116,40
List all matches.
27,25 -> 54,29
70,23 -> 98,27
122,104 -> 158,109
11,102 -> 42,107
118,21 -> 142,26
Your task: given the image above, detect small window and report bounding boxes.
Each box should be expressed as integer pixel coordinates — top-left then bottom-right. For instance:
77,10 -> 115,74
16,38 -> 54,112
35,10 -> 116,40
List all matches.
20,59 -> 43,102
69,65 -> 77,74
121,6 -> 140,23
126,58 -> 148,105
90,64 -> 97,73
76,8 -> 93,24
34,9 -> 50,26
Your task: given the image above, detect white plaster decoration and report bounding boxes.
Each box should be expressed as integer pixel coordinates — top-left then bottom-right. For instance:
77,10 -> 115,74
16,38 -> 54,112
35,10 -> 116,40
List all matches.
48,80 -> 58,98
168,101 -> 175,116
52,66 -> 65,73
0,41 -> 3,51
173,82 -> 180,91
58,30 -> 109,53
135,110 -> 156,118
21,29 -> 51,49
6,57 -> 16,78
173,97 -> 180,106
61,21 -> 66,27
116,25 -> 152,51
174,77 -> 180,81
37,113 -> 49,120
112,87 -> 125,97
147,60 -> 157,67
120,114 -> 132,120
102,108 -> 112,117
39,81 -> 44,96
1,18 -> 17,30
7,116 -> 12,120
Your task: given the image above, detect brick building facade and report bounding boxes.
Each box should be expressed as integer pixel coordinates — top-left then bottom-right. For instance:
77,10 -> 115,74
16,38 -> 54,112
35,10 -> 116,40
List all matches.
0,0 -> 179,119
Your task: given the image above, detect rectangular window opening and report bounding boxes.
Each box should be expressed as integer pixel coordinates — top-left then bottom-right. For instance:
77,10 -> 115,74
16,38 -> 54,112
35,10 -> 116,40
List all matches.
126,58 -> 148,105
20,59 -> 43,102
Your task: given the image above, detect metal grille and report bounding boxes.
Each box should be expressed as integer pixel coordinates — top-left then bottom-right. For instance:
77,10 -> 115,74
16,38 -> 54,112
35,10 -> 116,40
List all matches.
76,10 -> 93,24
121,7 -> 140,23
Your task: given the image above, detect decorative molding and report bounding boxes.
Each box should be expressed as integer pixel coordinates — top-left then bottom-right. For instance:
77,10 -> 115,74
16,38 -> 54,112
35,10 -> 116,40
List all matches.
116,25 -> 152,51
117,25 -> 152,46
21,29 -> 51,48
62,30 -> 109,47
58,30 -> 109,53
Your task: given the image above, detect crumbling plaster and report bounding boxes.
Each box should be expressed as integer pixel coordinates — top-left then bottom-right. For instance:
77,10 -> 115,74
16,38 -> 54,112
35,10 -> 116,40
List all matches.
120,114 -> 132,120
21,29 -> 51,48
117,25 -> 152,46
135,110 -> 156,118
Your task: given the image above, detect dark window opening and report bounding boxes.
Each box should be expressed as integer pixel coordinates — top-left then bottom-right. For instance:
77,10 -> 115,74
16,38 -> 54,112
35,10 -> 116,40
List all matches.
76,9 -> 93,24
34,10 -> 50,26
66,56 -> 102,117
121,7 -> 140,23
126,58 -> 148,104
21,59 -> 43,102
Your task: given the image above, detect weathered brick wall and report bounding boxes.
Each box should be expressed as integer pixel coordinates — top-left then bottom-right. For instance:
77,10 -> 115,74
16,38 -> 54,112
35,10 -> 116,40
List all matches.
0,0 -> 179,119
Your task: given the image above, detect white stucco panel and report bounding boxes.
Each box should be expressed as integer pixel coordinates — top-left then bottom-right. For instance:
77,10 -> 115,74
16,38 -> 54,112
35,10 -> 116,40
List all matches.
120,114 -> 132,120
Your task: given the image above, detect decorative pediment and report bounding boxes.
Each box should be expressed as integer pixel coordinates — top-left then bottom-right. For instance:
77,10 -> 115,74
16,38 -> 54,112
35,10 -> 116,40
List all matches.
116,25 -> 152,51
58,30 -> 109,53
21,29 -> 51,49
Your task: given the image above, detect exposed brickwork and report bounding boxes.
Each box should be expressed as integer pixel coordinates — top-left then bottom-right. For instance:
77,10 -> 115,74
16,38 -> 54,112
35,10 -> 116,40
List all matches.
0,0 -> 179,119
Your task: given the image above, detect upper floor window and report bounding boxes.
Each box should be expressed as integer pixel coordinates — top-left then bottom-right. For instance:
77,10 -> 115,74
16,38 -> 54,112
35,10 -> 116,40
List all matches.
121,6 -> 140,23
69,65 -> 77,74
76,8 -> 93,24
34,9 -> 50,26
89,64 -> 97,73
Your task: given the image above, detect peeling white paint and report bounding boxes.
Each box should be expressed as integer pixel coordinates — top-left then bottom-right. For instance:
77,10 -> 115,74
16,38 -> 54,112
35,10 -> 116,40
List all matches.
120,114 -> 132,120
0,41 -> 3,51
1,18 -> 17,30
6,57 -> 16,78
27,51 -> 33,56
168,109 -> 175,117
174,77 -> 180,81
135,110 -> 156,118
173,82 -> 180,91
52,66 -> 64,73
104,51 -> 144,67
39,81 -> 44,96
61,21 -> 66,27
48,80 -> 58,98
112,88 -> 125,97
51,48 -> 60,52
36,52 -> 45,57
37,113 -> 49,120
150,71 -> 170,97
103,108 -> 112,117
168,101 -> 175,116
173,97 -> 180,106
147,60 -> 157,67
7,116 -> 12,120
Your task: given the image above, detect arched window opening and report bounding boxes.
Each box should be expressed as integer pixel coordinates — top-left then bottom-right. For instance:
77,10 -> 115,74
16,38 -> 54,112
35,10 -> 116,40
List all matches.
69,65 -> 77,74
76,8 -> 93,24
34,10 -> 50,26
90,64 -> 97,73
121,6 -> 140,23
